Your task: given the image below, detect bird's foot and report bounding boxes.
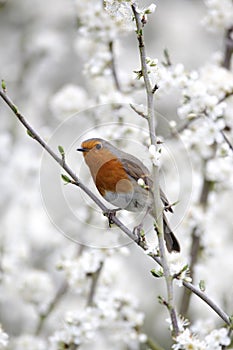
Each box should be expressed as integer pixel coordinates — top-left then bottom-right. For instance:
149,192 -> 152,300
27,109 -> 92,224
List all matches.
103,208 -> 121,227
133,223 -> 145,244
164,200 -> 179,212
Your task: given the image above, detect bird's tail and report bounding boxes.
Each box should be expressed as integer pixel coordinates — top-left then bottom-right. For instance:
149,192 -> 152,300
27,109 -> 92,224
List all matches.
163,213 -> 180,253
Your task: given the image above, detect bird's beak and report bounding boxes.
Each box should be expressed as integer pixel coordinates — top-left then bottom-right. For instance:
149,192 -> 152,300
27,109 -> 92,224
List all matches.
77,147 -> 89,152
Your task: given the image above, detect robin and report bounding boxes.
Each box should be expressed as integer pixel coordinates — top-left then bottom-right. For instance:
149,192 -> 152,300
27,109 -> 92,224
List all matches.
77,138 -> 180,253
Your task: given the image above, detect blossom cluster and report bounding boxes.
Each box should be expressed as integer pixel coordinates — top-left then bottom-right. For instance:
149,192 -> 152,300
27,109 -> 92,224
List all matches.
1,1 -> 233,349
49,291 -> 146,349
202,0 -> 233,31
173,327 -> 230,350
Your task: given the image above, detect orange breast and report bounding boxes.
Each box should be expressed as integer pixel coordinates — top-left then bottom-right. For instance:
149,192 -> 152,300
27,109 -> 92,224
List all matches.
95,159 -> 133,196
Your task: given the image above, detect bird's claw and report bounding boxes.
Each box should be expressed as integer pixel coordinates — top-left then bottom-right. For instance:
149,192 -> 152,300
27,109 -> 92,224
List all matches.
103,208 -> 121,227
133,224 -> 145,244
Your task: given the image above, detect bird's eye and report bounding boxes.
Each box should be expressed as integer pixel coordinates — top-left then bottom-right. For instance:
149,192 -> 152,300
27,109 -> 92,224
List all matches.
95,143 -> 102,150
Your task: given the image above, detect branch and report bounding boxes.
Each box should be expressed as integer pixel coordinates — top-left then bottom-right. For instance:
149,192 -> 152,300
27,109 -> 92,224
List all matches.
179,227 -> 200,316
220,129 -> 233,152
87,261 -> 104,307
35,245 -> 84,335
35,281 -> 68,335
0,88 -> 230,327
130,103 -> 147,119
180,167 -> 212,316
131,3 -> 179,336
182,281 -> 231,325
146,337 -> 165,350
222,26 -> 233,69
109,41 -> 122,92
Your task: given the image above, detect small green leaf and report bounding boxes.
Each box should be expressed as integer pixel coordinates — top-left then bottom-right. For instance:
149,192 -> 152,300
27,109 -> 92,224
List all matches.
199,279 -> 206,292
151,268 -> 163,278
157,295 -> 165,305
133,69 -> 143,80
1,79 -> 6,91
140,229 -> 145,237
12,104 -> 18,114
58,145 -> 65,157
162,48 -> 171,67
27,129 -> 35,139
61,174 -> 71,184
136,29 -> 143,36
180,264 -> 189,273
229,315 -> 233,328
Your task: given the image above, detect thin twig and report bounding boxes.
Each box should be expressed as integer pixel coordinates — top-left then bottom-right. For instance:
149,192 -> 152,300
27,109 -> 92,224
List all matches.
146,337 -> 165,350
87,261 -> 104,307
131,3 -> 179,336
130,103 -> 147,119
221,130 -> 233,152
35,245 -> 84,335
222,26 -> 233,70
35,281 -> 68,335
182,281 -> 230,325
0,89 -> 231,327
180,169 -> 212,316
109,41 -> 121,92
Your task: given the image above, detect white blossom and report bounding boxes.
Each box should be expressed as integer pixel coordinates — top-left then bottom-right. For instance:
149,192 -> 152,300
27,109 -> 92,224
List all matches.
202,0 -> 233,32
104,0 -> 134,31
137,178 -> 145,187
166,316 -> 190,333
205,328 -> 230,349
57,249 -> 106,291
0,325 -> 8,349
206,156 -> 233,185
173,329 -> 206,350
168,255 -> 192,287
50,290 -> 145,349
18,270 -> 55,312
145,3 -> 157,14
149,144 -> 161,166
11,335 -> 47,350
50,84 -> 89,118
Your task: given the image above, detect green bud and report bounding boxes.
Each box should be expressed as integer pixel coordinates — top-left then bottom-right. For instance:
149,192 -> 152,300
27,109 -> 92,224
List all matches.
199,279 -> 206,292
27,129 -> 35,139
229,315 -> 233,328
157,295 -> 165,305
61,174 -> 71,184
163,48 -> 171,67
151,268 -> 163,278
181,264 -> 189,273
12,104 -> 18,114
58,145 -> 65,157
133,70 -> 143,80
1,79 -> 6,91
140,229 -> 145,237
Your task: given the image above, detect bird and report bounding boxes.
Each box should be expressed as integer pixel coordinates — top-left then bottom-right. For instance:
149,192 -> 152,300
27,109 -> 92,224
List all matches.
77,138 -> 180,253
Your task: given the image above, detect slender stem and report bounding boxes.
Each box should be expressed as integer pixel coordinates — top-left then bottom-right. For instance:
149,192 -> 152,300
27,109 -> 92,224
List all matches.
35,281 -> 68,335
130,103 -> 147,119
221,130 -> 233,152
222,26 -> 233,69
182,281 -> 230,325
87,261 -> 104,306
146,337 -> 165,350
179,227 -> 200,316
0,89 -> 230,327
109,41 -> 121,92
131,3 -> 179,336
35,245 -> 84,335
180,167 -> 212,316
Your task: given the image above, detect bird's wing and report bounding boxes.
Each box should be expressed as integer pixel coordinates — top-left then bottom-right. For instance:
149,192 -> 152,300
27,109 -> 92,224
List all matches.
120,157 -> 173,213
120,158 -> 153,189
160,188 -> 173,213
